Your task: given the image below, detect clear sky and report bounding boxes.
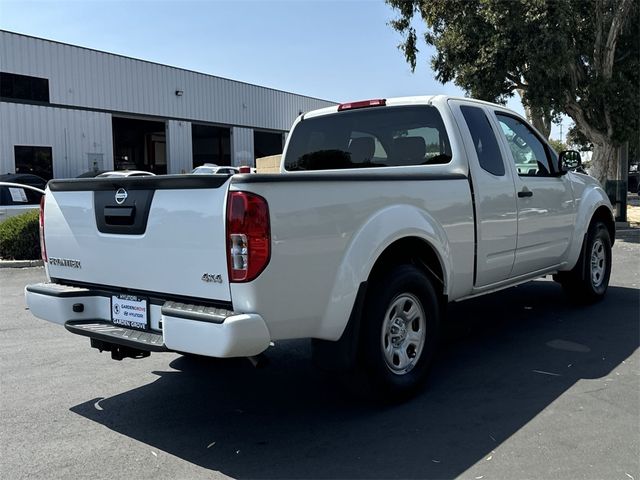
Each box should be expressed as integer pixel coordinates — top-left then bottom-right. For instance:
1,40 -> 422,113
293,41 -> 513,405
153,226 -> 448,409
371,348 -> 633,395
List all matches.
0,0 -> 565,139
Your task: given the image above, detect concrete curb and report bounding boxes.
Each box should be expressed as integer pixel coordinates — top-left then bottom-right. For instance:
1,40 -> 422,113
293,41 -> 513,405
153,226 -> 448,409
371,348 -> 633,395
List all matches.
0,259 -> 44,268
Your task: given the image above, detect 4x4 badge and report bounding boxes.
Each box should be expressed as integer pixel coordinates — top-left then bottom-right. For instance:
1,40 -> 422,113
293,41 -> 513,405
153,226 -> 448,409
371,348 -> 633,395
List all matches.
201,273 -> 223,284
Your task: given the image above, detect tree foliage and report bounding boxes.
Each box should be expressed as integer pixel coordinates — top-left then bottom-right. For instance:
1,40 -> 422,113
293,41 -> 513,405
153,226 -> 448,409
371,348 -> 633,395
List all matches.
387,0 -> 639,184
567,125 -> 594,151
548,138 -> 568,154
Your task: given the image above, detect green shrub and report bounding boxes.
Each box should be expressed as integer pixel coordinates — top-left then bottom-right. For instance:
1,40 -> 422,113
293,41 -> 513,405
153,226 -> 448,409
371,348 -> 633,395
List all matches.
0,210 -> 41,260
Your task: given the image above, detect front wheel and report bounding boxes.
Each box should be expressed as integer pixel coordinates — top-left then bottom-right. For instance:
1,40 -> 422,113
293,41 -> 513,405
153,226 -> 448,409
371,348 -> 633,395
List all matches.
359,264 -> 441,400
556,220 -> 612,302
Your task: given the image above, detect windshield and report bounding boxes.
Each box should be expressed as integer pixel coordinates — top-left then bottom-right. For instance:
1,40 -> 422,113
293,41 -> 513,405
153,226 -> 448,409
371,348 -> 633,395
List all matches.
284,105 -> 452,171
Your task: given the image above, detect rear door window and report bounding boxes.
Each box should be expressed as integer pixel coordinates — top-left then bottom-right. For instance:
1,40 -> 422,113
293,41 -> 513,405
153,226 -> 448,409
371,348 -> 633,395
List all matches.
284,106 -> 452,171
460,106 -> 505,176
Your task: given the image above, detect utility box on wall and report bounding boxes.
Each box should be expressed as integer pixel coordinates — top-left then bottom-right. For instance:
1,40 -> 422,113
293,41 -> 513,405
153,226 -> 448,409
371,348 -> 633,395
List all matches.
87,153 -> 104,173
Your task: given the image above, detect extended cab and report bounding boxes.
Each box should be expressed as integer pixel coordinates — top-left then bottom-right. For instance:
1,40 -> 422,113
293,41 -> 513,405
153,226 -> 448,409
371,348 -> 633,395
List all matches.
26,96 -> 615,397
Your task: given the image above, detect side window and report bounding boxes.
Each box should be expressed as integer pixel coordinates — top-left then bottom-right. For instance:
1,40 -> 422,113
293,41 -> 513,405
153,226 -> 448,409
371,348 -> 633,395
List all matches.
0,186 -> 42,206
495,114 -> 552,176
460,106 -> 505,176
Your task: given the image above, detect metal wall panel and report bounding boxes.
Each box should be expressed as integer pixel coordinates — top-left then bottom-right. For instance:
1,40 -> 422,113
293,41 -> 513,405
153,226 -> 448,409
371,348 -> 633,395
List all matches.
232,127 -> 255,167
0,102 -> 113,177
166,120 -> 192,174
0,31 -> 335,131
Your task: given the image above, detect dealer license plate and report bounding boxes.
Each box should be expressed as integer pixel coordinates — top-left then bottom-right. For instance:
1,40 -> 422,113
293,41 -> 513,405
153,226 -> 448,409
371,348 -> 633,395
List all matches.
111,294 -> 149,330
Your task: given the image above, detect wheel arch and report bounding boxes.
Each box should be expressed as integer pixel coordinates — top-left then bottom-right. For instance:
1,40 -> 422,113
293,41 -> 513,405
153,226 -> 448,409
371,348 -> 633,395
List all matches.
315,205 -> 452,341
555,203 -> 614,302
311,236 -> 447,374
368,236 -> 447,296
591,205 -> 615,245
563,185 -> 615,271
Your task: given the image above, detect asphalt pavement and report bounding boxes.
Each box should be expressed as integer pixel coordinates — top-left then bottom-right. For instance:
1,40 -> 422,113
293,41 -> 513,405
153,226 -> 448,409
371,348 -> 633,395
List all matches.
1,229 -> 639,480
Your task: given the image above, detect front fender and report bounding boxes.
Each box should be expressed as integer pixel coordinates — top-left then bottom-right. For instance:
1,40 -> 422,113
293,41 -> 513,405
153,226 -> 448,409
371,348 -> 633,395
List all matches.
562,175 -> 614,271
315,204 -> 452,340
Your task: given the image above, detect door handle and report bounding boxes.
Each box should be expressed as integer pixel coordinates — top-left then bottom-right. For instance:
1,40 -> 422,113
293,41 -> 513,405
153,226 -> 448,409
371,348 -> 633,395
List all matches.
104,206 -> 136,225
518,188 -> 533,198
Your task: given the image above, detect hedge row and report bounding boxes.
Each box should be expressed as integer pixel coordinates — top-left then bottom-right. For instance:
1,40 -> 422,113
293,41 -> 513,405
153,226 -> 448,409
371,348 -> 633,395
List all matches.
0,210 -> 41,260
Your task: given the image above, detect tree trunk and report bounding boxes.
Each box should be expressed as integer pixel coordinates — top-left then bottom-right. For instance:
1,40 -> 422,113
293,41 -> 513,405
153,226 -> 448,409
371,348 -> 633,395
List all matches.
563,97 -> 620,185
529,110 -> 552,139
589,139 -> 618,187
517,89 -> 552,138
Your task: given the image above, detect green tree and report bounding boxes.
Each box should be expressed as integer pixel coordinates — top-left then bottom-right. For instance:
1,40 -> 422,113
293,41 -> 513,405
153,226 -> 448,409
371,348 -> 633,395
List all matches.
567,125 -> 594,152
548,138 -> 568,153
387,0 -> 639,185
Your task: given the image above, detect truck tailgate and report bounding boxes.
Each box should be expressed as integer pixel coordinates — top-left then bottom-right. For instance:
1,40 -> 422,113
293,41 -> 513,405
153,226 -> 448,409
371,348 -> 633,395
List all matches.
44,175 -> 231,302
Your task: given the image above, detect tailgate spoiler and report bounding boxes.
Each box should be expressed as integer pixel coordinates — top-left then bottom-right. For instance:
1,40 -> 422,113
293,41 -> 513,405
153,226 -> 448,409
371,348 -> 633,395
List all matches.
48,174 -> 230,192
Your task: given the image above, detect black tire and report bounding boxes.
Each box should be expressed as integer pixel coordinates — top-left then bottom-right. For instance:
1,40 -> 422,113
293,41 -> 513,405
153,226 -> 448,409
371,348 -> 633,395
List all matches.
556,220 -> 612,302
358,264 -> 441,400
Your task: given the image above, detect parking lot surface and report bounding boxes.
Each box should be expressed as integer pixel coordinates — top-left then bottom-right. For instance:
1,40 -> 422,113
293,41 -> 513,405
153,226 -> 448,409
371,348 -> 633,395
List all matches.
1,229 -> 639,480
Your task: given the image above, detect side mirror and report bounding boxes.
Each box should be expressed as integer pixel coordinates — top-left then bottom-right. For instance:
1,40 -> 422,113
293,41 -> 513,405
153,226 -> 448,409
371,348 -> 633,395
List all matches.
558,150 -> 582,174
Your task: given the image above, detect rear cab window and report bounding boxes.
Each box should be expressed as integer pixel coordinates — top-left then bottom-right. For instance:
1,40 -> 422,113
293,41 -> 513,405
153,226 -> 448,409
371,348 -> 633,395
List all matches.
284,106 -> 452,171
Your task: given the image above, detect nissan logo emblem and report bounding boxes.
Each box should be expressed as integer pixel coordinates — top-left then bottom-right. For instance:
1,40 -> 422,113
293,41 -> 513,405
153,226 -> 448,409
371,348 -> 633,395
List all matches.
115,188 -> 128,205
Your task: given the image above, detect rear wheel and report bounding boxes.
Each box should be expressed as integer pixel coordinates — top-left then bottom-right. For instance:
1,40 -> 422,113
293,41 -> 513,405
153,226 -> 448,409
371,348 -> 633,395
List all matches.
358,264 -> 441,400
556,220 -> 612,302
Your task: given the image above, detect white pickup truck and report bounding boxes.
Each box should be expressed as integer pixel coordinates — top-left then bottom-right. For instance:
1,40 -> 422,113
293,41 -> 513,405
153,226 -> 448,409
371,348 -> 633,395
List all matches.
26,96 -> 615,397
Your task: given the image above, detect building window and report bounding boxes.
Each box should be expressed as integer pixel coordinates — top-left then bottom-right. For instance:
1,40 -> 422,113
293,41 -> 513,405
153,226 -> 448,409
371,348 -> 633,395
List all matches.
254,130 -> 284,159
14,146 -> 53,180
1,72 -> 50,103
192,124 -> 231,168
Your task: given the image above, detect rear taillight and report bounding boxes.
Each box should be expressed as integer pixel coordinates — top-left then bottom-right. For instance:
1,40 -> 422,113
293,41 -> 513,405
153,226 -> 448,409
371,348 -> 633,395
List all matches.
39,195 -> 47,262
226,191 -> 270,282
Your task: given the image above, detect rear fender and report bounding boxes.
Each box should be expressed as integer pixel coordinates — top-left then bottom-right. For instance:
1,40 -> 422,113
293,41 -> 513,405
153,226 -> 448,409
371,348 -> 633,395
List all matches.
315,204 -> 451,340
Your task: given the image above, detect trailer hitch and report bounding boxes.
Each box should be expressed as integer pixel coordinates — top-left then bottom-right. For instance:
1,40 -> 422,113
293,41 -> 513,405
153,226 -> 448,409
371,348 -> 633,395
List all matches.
90,338 -> 151,361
